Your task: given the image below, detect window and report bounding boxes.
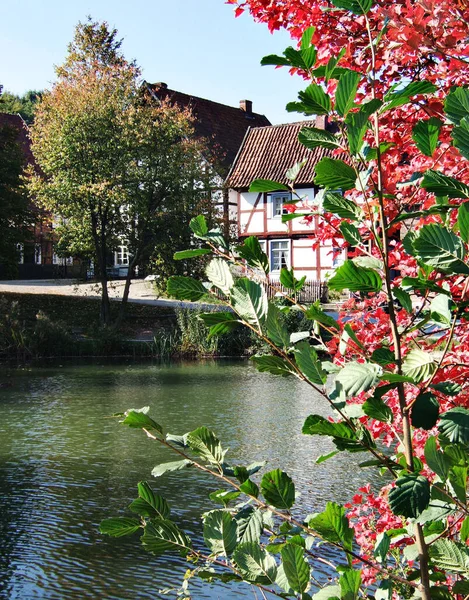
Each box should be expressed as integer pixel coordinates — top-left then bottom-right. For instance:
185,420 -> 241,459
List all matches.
270,240 -> 290,272
271,192 -> 291,218
34,244 -> 42,265
17,243 -> 23,264
116,243 -> 129,266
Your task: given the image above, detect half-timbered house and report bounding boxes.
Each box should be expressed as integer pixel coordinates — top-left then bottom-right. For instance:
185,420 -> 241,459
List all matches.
226,118 -> 346,282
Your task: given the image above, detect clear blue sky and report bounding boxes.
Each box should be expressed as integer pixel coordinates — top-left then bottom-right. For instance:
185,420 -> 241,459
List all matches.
1,0 -> 305,125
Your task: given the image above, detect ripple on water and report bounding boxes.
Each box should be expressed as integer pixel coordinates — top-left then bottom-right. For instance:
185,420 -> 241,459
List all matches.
0,360 -> 371,599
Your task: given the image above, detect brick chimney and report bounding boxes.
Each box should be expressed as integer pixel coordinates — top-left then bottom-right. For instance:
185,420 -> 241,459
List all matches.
239,99 -> 253,115
155,82 -> 168,90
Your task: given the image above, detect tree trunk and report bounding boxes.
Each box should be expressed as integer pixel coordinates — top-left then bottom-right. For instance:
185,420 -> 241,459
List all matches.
117,251 -> 139,324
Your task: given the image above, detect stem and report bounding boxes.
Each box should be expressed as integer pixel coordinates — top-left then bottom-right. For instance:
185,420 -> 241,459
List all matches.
364,12 -> 432,599
141,427 -> 420,590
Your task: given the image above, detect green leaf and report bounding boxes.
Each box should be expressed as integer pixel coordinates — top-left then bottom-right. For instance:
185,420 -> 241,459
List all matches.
424,438 -> 450,482
287,84 -> 331,116
412,118 -> 442,157
331,0 -> 373,14
315,450 -> 339,464
340,222 -> 362,246
448,465 -> 467,503
142,518 -> 192,556
383,81 -> 437,111
239,479 -> 259,498
374,532 -> 391,563
380,372 -> 415,384
461,516 -> 469,543
339,568 -> 361,600
260,469 -> 295,509
235,506 -> 264,544
100,517 -> 141,537
412,224 -> 469,275
324,49 -> 346,81
231,278 -> 268,330
167,276 -> 207,301
445,86 -> 469,125
260,54 -> 291,67
392,288 -> 413,312
281,544 -> 310,593
203,510 -> 238,556
429,539 -> 469,574
187,426 -> 224,465
339,324 -> 364,354
438,407 -> 469,445
458,201 -> 469,243
363,396 -> 393,423
454,581 -> 469,595
402,349 -> 437,383
430,382 -> 462,397
452,116 -> 469,160
189,215 -> 209,237
301,26 -> 316,51
352,256 -> 383,270
206,258 -> 234,295
421,169 -> 469,199
249,179 -> 289,193
280,267 -> 306,291
151,459 -> 193,478
198,311 -> 241,338
305,301 -> 340,330
299,127 -> 342,150
294,341 -> 327,384
332,361 -> 381,400
173,248 -> 211,260
388,474 -> 431,518
308,502 -> 353,551
236,236 -> 270,274
286,159 -> 308,182
411,393 -> 439,430
233,542 -> 278,584
302,414 -> 364,452
314,158 -> 357,191
209,489 -> 241,506
323,191 -> 362,220
251,355 -> 295,377
120,407 -> 163,433
370,348 -> 395,366
266,303 -> 290,348
313,585 -> 341,600
129,482 -> 170,518
328,260 -> 382,293
430,294 -> 452,325
335,70 -> 360,116
346,99 -> 382,155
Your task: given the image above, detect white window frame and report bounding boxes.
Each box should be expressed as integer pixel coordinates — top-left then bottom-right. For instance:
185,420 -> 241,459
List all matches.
34,244 -> 42,265
270,192 -> 291,218
270,239 -> 290,273
115,242 -> 129,266
17,243 -> 24,264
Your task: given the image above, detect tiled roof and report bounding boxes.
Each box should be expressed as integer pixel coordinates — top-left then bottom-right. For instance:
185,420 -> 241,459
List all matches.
0,112 -> 34,165
226,119 -> 337,190
144,82 -> 271,174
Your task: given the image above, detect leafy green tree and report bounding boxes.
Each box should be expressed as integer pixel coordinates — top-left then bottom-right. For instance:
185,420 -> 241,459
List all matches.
30,19 -> 215,324
0,88 -> 43,124
30,19 -> 144,324
0,120 -> 31,277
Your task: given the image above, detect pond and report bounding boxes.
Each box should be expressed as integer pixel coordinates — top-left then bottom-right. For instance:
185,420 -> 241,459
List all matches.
0,360 -> 371,599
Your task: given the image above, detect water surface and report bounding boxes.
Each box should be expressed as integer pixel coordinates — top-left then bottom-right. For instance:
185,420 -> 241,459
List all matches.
0,360 -> 370,599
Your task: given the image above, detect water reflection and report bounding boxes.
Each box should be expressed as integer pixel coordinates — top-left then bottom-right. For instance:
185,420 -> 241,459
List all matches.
0,360 -> 371,599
